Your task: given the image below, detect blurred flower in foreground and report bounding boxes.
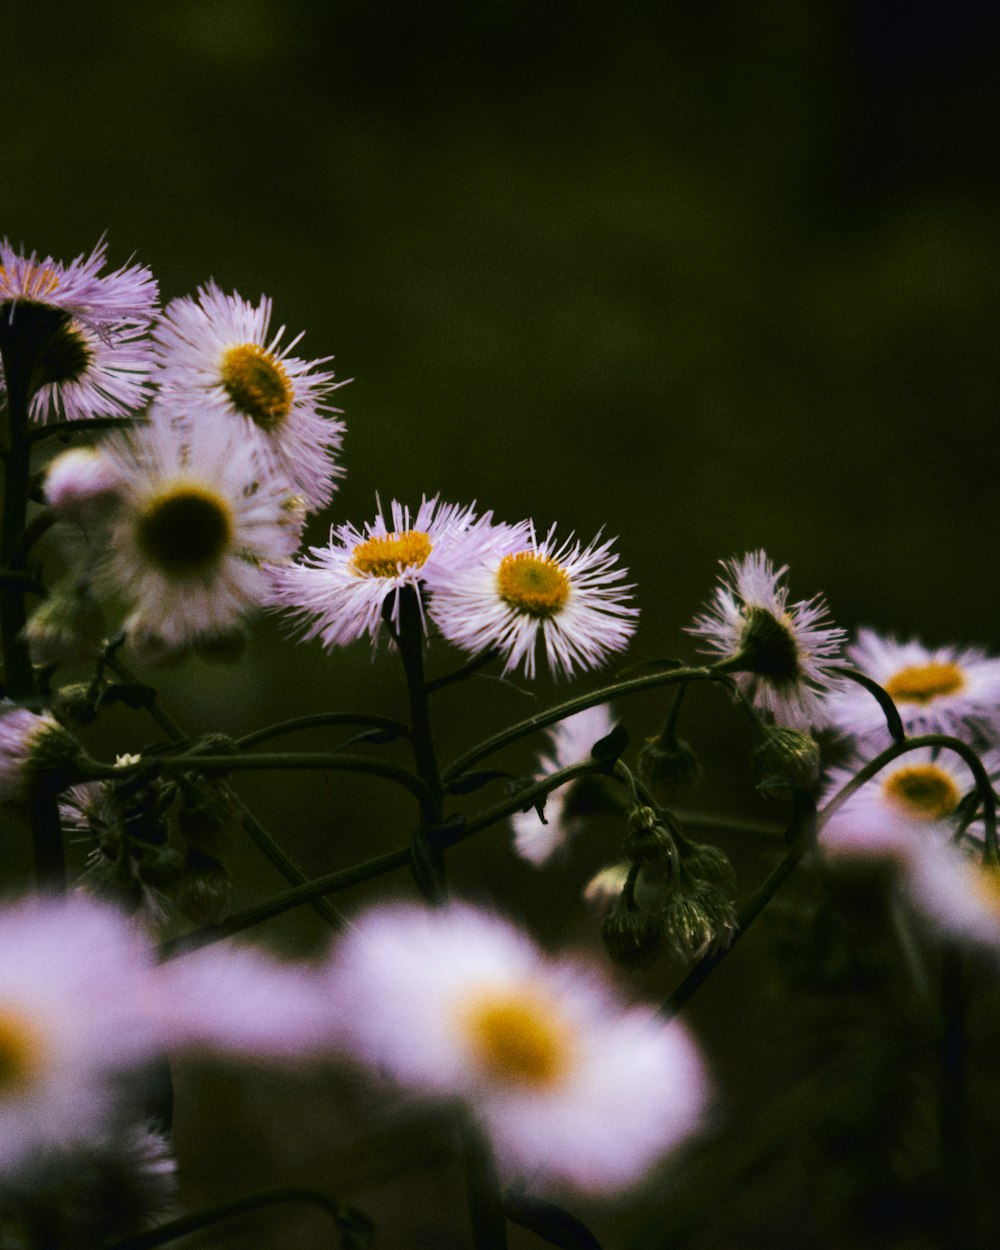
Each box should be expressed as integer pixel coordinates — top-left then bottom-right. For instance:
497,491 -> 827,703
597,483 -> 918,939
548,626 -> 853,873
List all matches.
154,281 -> 347,511
267,495 -> 504,649
0,895 -> 160,1175
828,629 -> 1000,745
429,524 -> 638,679
511,703 -> 615,865
325,901 -> 708,1194
687,550 -> 845,729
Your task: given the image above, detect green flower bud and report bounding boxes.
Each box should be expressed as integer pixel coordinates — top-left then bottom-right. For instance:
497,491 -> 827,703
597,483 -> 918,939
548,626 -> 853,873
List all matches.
600,895 -> 666,970
638,734 -> 703,800
177,850 -> 232,925
752,726 -> 821,795
22,578 -> 106,666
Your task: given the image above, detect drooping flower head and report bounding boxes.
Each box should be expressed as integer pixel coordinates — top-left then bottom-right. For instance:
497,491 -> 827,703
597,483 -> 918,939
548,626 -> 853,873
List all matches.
0,237 -> 158,423
153,282 -> 347,511
267,496 -> 503,651
511,703 -> 615,865
829,630 -> 1000,746
93,410 -> 305,664
429,523 -> 638,680
326,900 -> 709,1195
687,551 -> 845,729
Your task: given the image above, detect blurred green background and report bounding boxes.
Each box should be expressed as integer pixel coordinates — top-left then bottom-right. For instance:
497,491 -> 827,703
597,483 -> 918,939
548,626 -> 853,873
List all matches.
5,1 -> 1000,1246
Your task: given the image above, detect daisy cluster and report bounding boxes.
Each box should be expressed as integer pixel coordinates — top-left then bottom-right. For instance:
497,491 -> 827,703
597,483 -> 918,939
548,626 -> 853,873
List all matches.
6,235 -> 640,676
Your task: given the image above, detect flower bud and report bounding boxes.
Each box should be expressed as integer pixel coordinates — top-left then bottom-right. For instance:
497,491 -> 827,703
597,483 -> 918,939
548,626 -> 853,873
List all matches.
0,701 -> 81,801
177,850 -> 232,924
624,807 -> 679,871
638,734 -> 703,800
22,577 -> 106,666
752,726 -> 821,796
600,895 -> 666,970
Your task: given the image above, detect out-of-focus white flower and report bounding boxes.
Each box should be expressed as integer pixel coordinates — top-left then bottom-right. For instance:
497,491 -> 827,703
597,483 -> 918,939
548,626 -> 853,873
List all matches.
829,629 -> 1000,745
0,895 -> 161,1175
94,410 -> 304,664
267,495 -> 502,650
153,282 -> 346,511
819,746 -> 982,865
148,942 -> 333,1060
325,900 -> 709,1194
44,447 -> 122,527
511,704 -> 615,865
429,523 -> 638,680
906,839 -> 1000,950
687,550 -> 845,729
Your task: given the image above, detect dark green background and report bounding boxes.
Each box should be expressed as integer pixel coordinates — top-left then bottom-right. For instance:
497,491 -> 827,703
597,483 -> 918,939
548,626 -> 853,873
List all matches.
5,2 -> 1000,1246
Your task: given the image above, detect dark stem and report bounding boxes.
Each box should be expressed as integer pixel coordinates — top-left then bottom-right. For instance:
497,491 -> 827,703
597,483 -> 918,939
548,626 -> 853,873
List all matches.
103,1187 -> 371,1250
461,1119 -> 509,1250
236,711 -> 410,749
28,414 -> 146,442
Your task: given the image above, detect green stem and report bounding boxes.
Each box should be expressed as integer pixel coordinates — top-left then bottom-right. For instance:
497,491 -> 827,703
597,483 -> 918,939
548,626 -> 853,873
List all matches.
236,712 -> 409,749
103,1187 -> 371,1250
443,665 -> 735,782
458,760 -> 606,840
28,414 -> 146,442
425,648 -> 499,693
461,1119 -> 509,1250
832,666 -> 906,744
159,846 -> 411,958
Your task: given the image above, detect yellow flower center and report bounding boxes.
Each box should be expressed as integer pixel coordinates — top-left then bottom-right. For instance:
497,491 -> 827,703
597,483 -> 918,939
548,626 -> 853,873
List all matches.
0,1009 -> 43,1096
884,662 -> 966,706
497,552 -> 571,618
460,989 -> 571,1090
351,530 -> 433,578
220,343 -> 294,430
0,262 -> 60,301
882,763 -> 961,822
972,862 -> 1000,919
135,485 -> 234,577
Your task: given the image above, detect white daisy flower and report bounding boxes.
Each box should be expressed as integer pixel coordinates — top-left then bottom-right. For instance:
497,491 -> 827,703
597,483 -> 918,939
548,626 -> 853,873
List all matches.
511,703 -> 615,865
267,495 -> 501,651
906,837 -> 1000,951
428,523 -> 638,680
0,703 -> 79,803
0,237 -> 158,424
829,629 -> 1000,745
687,550 -> 846,729
153,282 -> 346,511
819,745 -> 985,865
94,411 -> 305,664
0,894 -> 161,1175
326,901 -> 709,1195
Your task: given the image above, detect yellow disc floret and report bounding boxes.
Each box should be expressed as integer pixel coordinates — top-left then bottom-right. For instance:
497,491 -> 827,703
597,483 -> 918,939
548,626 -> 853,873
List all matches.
220,343 -> 294,430
497,552 -> 571,618
884,662 -> 966,706
351,531 -> 433,578
135,485 -> 234,578
0,1009 -> 44,1095
882,763 -> 961,822
0,262 -> 60,301
461,989 -> 571,1090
